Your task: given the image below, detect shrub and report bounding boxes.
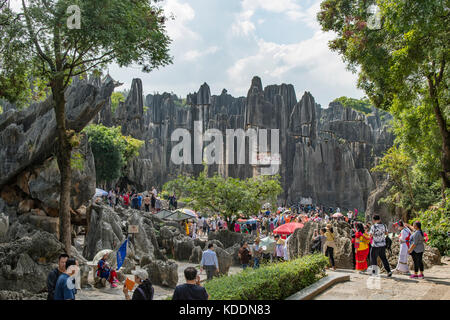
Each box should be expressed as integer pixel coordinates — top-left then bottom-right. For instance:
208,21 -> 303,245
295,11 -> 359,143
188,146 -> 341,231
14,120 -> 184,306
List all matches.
204,254 -> 328,300
410,192 -> 450,256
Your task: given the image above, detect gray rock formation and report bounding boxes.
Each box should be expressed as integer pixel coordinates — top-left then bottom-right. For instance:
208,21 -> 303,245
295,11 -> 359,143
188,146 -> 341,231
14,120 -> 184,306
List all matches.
208,230 -> 253,249
189,246 -> 203,264
214,245 -> 233,275
143,260 -> 178,289
105,76 -> 393,211
173,235 -> 194,261
0,75 -> 116,189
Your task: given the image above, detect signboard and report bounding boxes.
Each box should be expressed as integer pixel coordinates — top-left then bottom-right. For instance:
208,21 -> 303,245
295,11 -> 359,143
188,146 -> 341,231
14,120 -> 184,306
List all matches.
128,225 -> 139,234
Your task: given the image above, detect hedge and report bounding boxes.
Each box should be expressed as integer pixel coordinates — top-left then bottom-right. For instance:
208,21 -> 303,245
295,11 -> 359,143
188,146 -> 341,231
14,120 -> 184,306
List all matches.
203,254 -> 328,300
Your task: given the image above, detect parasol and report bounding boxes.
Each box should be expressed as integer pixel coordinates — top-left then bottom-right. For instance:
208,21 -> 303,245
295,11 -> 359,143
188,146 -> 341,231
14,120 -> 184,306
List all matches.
273,222 -> 304,235
332,212 -> 344,218
94,188 -> 108,197
92,249 -> 113,264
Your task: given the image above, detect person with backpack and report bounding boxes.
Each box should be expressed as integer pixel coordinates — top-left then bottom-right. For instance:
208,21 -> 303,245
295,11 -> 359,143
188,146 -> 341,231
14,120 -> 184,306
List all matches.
355,223 -> 371,273
408,221 -> 425,279
123,269 -> 154,300
368,215 -> 392,277
393,220 -> 412,274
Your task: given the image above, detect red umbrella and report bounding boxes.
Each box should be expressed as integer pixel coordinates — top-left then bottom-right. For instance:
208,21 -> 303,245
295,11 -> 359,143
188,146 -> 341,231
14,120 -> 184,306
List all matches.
273,222 -> 304,235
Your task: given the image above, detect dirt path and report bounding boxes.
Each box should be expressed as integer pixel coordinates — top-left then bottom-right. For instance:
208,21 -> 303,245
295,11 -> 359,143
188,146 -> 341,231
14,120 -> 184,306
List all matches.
314,256 -> 450,300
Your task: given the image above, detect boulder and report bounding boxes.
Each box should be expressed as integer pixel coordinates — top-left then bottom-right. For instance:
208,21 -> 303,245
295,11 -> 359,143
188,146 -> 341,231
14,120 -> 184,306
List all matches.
193,238 -> 206,249
0,290 -> 47,300
0,228 -> 65,293
225,243 -> 241,266
173,235 -> 195,261
83,204 -> 125,260
144,260 -> 178,289
0,212 -> 8,240
18,199 -> 34,214
207,239 -> 224,249
127,210 -> 162,261
189,246 -> 203,264
27,134 -> 96,211
18,214 -> 59,239
214,245 -> 233,275
287,220 -> 353,269
0,75 -> 117,190
208,229 -> 253,249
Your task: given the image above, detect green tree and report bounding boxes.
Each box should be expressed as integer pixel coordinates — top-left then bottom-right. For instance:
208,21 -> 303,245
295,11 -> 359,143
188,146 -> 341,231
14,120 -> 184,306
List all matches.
84,124 -> 144,185
111,91 -> 125,114
1,0 -> 172,253
332,96 -> 373,114
318,0 -> 450,193
163,167 -> 283,220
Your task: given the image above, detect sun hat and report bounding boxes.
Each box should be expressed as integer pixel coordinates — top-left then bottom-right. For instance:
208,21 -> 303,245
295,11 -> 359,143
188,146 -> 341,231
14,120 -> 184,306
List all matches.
132,269 -> 148,280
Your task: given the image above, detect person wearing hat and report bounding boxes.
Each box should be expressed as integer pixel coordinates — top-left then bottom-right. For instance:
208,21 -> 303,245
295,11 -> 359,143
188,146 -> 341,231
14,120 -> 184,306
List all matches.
274,236 -> 285,262
123,269 -> 154,300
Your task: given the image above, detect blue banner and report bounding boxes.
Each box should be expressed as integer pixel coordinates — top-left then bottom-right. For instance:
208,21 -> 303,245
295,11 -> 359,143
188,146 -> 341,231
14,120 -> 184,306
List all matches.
116,239 -> 128,271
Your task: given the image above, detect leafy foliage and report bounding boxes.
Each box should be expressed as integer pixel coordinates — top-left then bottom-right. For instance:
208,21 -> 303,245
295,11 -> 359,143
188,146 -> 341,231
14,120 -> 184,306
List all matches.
83,124 -> 143,183
409,192 -> 450,256
163,167 -> 283,218
111,92 -> 125,114
333,96 -> 373,114
204,254 -> 328,300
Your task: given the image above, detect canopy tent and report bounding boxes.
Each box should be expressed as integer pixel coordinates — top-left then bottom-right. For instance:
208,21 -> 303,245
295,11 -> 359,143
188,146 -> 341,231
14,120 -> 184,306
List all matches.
94,188 -> 108,197
177,208 -> 198,219
273,222 -> 304,235
167,210 -> 197,222
154,209 -> 175,220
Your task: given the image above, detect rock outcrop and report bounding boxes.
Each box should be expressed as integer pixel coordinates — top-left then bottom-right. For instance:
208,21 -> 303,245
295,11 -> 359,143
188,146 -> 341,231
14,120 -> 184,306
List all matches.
106,76 -> 393,211
143,260 -> 178,289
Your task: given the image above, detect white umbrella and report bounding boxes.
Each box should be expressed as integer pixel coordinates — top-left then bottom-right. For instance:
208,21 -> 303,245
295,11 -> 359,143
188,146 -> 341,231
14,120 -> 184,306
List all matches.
92,249 -> 113,264
94,188 -> 108,197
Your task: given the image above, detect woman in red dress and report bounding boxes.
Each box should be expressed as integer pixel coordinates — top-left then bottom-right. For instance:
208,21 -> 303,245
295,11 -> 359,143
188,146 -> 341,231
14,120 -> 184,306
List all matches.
355,223 -> 371,272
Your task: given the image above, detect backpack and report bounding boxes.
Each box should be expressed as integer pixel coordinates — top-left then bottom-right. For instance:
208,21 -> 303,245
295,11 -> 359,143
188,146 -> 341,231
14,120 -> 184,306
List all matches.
384,224 -> 392,254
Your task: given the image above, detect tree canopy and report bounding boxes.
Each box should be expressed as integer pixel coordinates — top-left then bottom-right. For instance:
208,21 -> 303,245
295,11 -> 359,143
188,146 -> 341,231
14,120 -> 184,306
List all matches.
163,168 -> 283,218
318,0 -> 450,191
83,124 -> 144,184
332,96 -> 373,114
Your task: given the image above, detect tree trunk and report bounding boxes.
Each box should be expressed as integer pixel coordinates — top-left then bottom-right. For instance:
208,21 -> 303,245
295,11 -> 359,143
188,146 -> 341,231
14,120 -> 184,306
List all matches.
52,80 -> 73,255
428,76 -> 450,196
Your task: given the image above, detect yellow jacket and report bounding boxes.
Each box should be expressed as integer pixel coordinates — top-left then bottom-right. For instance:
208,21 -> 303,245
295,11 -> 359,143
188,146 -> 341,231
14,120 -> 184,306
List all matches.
356,232 -> 370,251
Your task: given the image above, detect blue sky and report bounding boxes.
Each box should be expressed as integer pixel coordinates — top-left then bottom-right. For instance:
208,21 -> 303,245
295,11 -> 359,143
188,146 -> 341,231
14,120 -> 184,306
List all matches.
10,0 -> 365,107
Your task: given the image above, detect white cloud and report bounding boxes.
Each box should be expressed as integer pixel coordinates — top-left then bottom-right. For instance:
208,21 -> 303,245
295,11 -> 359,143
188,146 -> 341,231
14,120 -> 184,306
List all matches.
162,0 -> 199,41
226,30 -> 360,103
183,46 -> 219,61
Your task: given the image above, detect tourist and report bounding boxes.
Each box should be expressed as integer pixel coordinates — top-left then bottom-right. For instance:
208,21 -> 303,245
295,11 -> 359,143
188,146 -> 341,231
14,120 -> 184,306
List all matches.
252,238 -> 263,269
97,253 -> 119,288
115,187 -> 121,206
323,225 -> 336,270
211,218 -> 217,233
238,241 -> 252,270
155,196 -> 161,212
192,221 -> 197,239
172,267 -> 209,300
368,215 -> 392,277
200,243 -> 219,281
351,222 -> 357,269
53,258 -> 78,300
311,229 -> 325,253
197,216 -> 204,237
151,186 -> 157,198
137,193 -> 143,210
144,194 -> 151,212
274,236 -> 285,262
347,210 -> 353,222
408,221 -> 425,279
394,220 -> 412,274
47,253 -> 69,300
169,192 -> 177,210
355,223 -> 370,273
123,269 -> 154,300
234,221 -> 240,233
123,192 -> 130,208
150,193 -> 156,213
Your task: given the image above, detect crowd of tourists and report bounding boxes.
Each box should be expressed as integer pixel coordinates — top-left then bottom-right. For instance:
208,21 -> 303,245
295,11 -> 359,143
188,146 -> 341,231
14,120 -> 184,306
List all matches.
100,186 -> 179,212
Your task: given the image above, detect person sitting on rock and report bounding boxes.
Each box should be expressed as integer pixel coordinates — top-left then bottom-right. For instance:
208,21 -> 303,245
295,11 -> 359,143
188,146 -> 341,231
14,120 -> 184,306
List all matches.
123,269 -> 154,300
97,253 -> 119,288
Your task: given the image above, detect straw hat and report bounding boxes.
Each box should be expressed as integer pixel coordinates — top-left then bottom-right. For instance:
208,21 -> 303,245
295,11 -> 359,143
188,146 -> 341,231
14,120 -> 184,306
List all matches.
276,238 -> 285,245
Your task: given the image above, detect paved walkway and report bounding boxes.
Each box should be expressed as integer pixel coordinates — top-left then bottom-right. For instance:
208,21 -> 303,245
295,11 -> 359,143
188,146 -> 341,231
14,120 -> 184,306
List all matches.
76,261 -> 243,300
314,256 -> 450,300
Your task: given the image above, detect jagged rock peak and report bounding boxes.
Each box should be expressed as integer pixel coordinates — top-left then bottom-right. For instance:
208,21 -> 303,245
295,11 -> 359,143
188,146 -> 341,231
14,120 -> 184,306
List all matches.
197,82 -> 211,105
248,76 -> 263,95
